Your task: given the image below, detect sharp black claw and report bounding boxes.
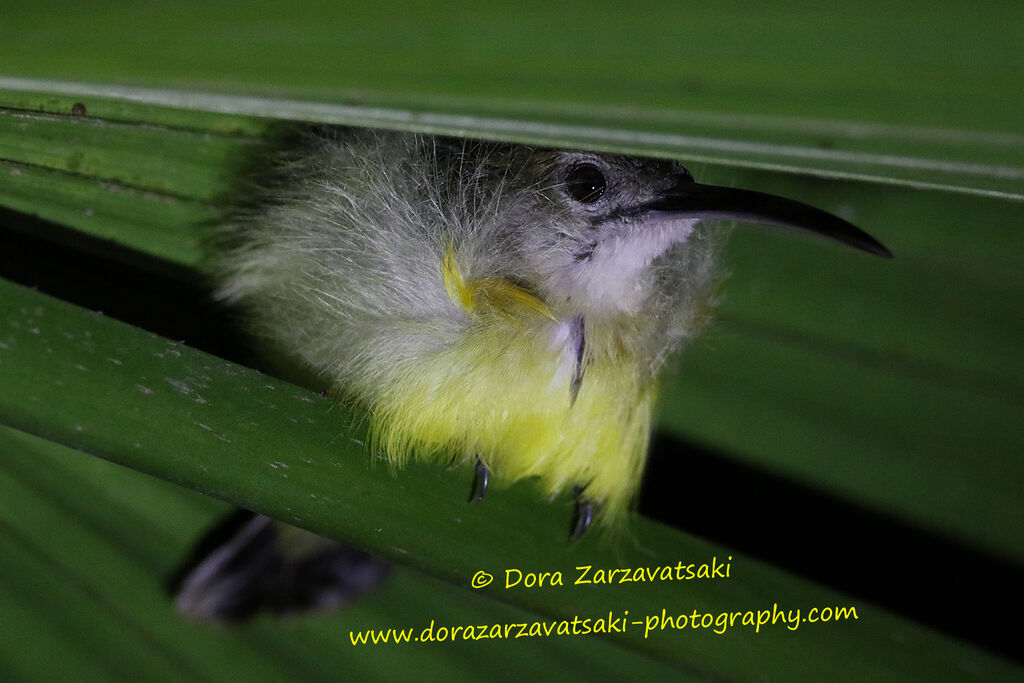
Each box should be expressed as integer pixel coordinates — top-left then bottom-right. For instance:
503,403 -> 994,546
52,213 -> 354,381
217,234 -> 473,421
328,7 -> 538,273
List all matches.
469,458 -> 489,503
570,497 -> 593,541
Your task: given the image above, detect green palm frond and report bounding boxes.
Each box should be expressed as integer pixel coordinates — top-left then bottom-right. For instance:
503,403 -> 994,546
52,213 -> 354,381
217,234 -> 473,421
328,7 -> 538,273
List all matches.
1,2 -> 1021,680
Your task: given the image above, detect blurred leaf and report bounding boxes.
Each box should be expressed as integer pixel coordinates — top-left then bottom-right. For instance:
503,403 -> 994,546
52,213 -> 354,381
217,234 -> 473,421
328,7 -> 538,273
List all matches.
0,427 -> 697,682
1,279 -> 1019,680
3,75 -> 1022,200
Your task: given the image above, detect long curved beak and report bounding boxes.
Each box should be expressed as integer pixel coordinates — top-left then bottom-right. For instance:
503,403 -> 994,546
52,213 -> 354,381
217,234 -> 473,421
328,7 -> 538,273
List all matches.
643,182 -> 892,258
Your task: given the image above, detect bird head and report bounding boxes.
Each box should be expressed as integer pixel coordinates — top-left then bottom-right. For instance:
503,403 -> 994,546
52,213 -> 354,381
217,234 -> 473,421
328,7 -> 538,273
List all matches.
453,145 -> 890,320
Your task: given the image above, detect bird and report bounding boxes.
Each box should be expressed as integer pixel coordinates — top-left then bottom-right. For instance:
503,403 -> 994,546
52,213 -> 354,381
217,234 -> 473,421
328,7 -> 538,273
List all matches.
172,126 -> 889,621
214,126 -> 889,533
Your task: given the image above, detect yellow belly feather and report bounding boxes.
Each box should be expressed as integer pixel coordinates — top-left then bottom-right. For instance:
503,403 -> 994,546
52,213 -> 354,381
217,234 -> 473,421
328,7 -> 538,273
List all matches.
365,247 -> 654,526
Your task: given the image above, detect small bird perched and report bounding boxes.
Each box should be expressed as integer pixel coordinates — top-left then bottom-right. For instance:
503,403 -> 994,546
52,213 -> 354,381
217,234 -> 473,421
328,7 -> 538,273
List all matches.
173,127 -> 890,621
216,127 -> 890,537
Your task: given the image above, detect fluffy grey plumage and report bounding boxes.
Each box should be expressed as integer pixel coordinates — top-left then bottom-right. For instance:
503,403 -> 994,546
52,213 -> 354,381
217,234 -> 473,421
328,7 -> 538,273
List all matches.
211,126 -> 886,532
217,129 -> 719,394
179,127 -> 888,621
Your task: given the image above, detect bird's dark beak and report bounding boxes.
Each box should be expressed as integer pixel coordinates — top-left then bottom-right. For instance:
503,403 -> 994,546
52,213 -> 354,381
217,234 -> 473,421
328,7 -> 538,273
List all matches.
643,181 -> 892,258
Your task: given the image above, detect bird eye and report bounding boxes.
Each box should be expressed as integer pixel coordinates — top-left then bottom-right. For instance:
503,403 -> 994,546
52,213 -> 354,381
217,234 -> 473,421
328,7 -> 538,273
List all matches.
564,163 -> 607,204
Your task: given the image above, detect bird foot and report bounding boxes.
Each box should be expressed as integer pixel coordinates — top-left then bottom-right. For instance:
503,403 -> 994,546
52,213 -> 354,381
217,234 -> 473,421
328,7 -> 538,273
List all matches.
570,486 -> 594,541
469,458 -> 489,503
